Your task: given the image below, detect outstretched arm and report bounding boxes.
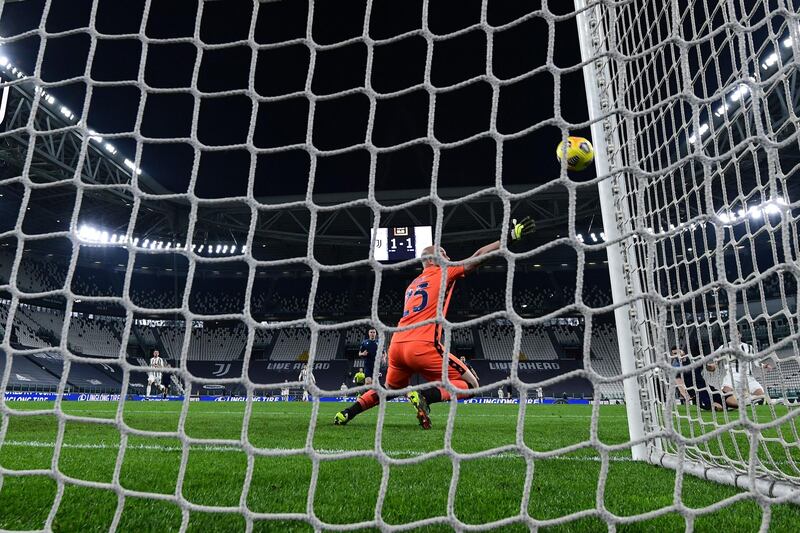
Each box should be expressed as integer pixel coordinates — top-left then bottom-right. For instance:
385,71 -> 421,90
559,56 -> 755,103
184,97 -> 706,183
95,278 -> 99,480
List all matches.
462,217 -> 536,274
463,241 -> 501,274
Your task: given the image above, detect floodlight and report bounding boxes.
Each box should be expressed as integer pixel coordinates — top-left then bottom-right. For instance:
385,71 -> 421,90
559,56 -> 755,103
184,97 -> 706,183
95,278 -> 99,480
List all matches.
730,84 -> 750,101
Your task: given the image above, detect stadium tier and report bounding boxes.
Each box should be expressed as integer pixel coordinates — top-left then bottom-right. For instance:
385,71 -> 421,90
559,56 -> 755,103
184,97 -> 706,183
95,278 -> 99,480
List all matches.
5,283 -> 800,401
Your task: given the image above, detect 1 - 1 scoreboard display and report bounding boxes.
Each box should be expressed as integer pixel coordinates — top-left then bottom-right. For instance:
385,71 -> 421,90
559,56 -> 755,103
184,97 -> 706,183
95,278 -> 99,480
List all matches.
372,226 -> 433,262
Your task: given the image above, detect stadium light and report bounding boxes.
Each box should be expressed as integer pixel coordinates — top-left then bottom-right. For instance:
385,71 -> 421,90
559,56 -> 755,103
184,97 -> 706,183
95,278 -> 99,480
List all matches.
133,238 -> 139,245
762,52 -> 778,69
688,123 -> 709,144
222,245 -> 228,253
600,232 -> 606,240
199,244 -> 204,252
216,244 -> 222,253
166,242 -> 172,249
785,37 -> 793,48
242,245 -> 247,253
123,159 -> 143,175
100,231 -> 109,243
590,233 -> 598,242
714,103 -> 729,117
576,233 -> 584,242
0,57 -> 7,67
110,234 -> 118,243
59,106 -> 74,120
143,239 -> 149,248
730,84 -> 750,102
104,143 -> 117,154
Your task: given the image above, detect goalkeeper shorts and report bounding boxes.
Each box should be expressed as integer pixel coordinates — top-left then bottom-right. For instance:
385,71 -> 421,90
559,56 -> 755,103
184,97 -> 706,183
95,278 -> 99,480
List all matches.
385,341 -> 471,390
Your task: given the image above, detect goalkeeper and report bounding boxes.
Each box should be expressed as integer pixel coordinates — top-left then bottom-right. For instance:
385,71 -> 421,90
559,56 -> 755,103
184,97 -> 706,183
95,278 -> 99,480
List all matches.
334,217 -> 535,429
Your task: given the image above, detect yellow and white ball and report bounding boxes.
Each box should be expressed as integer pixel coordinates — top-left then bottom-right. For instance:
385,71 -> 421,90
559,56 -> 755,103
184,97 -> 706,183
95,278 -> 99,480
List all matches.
556,136 -> 594,171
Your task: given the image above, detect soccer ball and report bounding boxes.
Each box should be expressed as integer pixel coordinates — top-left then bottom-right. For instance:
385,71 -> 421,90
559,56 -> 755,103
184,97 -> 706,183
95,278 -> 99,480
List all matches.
556,136 -> 594,171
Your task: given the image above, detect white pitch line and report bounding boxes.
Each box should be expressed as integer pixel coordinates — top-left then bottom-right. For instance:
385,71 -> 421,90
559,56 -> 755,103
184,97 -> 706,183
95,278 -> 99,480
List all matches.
0,439 -> 635,461
55,408 -> 628,419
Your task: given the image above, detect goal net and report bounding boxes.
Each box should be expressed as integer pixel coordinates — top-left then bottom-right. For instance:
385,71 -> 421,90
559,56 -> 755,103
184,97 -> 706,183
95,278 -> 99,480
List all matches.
0,0 -> 798,531
577,0 -> 800,499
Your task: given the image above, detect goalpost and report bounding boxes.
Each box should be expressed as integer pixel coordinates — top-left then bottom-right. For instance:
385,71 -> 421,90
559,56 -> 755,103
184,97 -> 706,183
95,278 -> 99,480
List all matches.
576,0 -> 800,499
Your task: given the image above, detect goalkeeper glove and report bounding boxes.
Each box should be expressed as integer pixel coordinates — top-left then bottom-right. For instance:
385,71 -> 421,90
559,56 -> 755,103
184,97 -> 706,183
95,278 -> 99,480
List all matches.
509,216 -> 536,243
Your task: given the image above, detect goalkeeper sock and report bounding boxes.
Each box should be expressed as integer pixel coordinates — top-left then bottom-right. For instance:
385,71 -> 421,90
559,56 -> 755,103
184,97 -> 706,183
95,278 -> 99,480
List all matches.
344,389 -> 380,419
343,403 -> 363,419
423,388 -> 444,404
425,385 -> 470,404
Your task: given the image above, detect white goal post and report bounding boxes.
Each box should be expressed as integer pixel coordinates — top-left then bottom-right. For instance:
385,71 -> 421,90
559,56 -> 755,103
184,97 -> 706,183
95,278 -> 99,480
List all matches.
577,0 -> 800,499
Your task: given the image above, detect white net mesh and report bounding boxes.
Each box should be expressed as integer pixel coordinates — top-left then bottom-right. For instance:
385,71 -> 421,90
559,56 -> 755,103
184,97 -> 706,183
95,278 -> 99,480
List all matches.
580,0 -> 800,499
0,0 -> 799,530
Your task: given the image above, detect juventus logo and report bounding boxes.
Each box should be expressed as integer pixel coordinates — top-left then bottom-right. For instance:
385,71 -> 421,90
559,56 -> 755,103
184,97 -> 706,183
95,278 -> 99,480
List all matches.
212,363 -> 231,377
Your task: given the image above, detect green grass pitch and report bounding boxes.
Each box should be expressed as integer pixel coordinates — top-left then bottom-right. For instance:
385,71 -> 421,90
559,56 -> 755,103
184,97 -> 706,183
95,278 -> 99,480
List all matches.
1,401 -> 799,532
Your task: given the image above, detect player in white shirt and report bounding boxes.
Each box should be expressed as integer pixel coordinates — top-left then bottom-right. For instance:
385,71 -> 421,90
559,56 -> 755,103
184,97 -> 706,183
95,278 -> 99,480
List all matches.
281,380 -> 290,401
299,364 -> 315,401
147,349 -> 165,397
721,341 -> 771,405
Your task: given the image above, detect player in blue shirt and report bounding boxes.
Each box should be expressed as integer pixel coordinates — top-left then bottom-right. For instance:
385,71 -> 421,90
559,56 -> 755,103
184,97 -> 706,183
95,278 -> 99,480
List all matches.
358,328 -> 384,384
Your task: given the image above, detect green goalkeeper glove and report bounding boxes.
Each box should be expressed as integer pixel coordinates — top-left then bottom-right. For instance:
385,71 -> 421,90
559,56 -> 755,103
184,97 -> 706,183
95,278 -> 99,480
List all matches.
509,216 -> 536,243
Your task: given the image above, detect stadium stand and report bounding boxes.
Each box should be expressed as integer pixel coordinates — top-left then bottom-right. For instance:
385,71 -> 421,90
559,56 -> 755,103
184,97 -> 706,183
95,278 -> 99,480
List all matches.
7,248 -> 800,402
589,322 -> 625,399
160,323 -> 247,361
1,350 -> 62,391
478,323 -> 558,361
552,325 -> 581,347
270,328 -> 340,361
68,315 -> 124,357
27,352 -> 122,391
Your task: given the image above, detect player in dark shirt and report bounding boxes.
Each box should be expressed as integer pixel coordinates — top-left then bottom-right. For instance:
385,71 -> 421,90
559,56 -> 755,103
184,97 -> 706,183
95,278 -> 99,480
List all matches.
358,328 -> 383,385
671,346 -> 735,411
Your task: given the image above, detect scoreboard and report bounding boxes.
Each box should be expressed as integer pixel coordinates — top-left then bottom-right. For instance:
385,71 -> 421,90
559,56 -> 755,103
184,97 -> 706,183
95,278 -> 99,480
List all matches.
372,226 -> 433,262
